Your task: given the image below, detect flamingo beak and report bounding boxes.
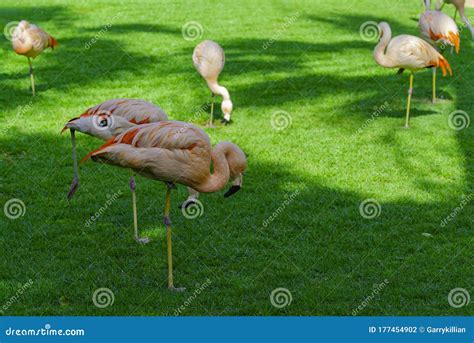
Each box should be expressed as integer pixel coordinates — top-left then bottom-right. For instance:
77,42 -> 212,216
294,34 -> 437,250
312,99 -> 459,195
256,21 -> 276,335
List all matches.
224,174 -> 243,198
61,117 -> 80,134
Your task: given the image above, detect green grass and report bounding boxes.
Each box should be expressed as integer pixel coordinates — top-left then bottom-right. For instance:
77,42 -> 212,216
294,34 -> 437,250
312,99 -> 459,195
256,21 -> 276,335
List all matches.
0,0 -> 473,316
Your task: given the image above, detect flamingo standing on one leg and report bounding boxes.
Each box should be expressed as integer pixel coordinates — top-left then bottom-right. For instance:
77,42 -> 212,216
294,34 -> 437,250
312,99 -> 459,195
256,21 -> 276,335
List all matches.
61,99 -> 168,243
11,20 -> 58,96
373,22 -> 452,128
419,10 -> 460,102
193,40 -> 233,126
82,121 -> 247,291
436,0 -> 474,39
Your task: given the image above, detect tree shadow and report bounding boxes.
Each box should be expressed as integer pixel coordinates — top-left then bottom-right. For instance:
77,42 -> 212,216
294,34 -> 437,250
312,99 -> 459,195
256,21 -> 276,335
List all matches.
1,131 -> 471,315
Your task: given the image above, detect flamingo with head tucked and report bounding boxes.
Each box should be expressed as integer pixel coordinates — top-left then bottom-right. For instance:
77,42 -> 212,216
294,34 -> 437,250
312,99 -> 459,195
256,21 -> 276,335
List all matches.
12,20 -> 58,96
83,121 -> 247,291
419,10 -> 460,102
373,22 -> 452,128
62,98 -> 168,243
193,40 -> 233,126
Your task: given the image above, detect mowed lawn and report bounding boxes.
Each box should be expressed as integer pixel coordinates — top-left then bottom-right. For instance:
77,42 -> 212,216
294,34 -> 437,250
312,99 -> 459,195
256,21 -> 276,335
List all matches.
0,0 -> 473,316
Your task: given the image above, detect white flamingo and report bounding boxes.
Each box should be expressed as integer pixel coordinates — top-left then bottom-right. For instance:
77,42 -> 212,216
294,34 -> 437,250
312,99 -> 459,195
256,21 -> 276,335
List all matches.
193,40 -> 233,126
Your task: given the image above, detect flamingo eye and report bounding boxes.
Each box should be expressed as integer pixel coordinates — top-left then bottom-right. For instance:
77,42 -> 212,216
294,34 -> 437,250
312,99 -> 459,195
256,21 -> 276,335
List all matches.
98,117 -> 108,127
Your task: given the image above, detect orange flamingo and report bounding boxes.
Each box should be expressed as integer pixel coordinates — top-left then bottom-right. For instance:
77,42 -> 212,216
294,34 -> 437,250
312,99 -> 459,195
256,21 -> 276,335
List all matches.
373,22 -> 452,128
193,40 -> 233,126
83,121 -> 247,291
436,0 -> 474,39
62,99 -> 168,244
419,10 -> 459,102
12,20 -> 58,96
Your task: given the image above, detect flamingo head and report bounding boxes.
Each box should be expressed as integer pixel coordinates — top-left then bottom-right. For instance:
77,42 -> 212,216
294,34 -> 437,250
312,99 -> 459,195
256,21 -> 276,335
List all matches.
61,112 -> 134,140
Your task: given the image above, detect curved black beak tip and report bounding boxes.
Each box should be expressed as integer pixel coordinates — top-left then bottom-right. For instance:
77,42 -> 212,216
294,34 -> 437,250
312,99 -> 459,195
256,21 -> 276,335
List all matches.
224,185 -> 241,198
67,178 -> 79,200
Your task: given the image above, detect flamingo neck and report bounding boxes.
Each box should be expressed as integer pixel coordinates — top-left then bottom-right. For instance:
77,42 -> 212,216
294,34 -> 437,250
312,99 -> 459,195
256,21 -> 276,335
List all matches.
373,26 -> 395,68
195,143 -> 230,193
207,80 -> 230,101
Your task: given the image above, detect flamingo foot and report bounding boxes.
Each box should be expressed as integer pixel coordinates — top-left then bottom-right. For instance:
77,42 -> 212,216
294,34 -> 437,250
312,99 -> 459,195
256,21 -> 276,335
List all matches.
135,236 -> 151,244
169,286 -> 186,292
67,177 -> 79,200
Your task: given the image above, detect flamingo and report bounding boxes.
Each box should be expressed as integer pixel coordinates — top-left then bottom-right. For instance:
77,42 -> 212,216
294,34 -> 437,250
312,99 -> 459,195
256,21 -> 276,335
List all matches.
82,121 -> 247,291
436,0 -> 474,39
61,98 -> 168,244
419,10 -> 460,102
12,20 -> 58,96
373,22 -> 452,128
193,40 -> 233,126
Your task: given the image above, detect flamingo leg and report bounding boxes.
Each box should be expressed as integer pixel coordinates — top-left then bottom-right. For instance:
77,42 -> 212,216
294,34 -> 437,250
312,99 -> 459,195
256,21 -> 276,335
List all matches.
405,73 -> 414,128
209,92 -> 215,127
130,175 -> 150,244
28,57 -> 35,96
164,184 -> 185,292
67,129 -> 80,200
432,67 -> 437,104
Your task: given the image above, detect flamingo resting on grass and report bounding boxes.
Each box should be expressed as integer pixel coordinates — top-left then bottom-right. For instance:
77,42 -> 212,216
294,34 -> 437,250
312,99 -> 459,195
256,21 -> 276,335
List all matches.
436,0 -> 474,39
12,20 -> 58,96
62,99 -> 168,244
193,40 -> 233,126
83,121 -> 247,291
373,22 -> 452,128
419,10 -> 460,102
